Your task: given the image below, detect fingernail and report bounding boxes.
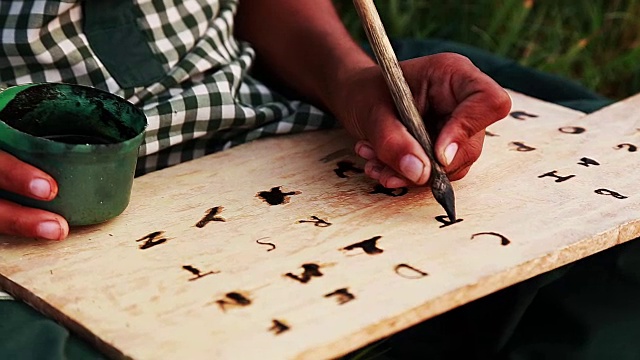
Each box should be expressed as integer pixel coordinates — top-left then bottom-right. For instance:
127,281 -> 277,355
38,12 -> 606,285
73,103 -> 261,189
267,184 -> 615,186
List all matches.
386,176 -> 405,189
29,178 -> 52,199
355,143 -> 375,160
399,154 -> 424,183
369,164 -> 383,179
444,143 -> 458,166
37,221 -> 62,240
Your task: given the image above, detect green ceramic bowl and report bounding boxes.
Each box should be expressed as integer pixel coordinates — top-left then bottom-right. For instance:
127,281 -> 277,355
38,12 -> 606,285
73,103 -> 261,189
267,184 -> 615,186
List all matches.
0,83 -> 147,226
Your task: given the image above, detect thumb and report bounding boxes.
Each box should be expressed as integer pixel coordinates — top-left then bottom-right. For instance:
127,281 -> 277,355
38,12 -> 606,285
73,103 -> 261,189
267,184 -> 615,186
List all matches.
364,105 -> 433,186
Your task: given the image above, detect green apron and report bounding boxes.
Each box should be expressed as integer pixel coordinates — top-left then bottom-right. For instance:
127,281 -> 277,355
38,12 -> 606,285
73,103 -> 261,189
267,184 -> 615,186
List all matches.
3,38 -> 635,360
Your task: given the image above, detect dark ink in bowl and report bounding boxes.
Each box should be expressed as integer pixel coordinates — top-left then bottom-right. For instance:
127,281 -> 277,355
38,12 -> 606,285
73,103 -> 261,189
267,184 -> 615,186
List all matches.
0,83 -> 147,226
42,134 -> 113,145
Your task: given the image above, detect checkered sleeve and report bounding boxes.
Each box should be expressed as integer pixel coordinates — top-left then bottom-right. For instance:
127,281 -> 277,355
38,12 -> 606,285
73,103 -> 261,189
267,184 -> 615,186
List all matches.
0,0 -> 339,177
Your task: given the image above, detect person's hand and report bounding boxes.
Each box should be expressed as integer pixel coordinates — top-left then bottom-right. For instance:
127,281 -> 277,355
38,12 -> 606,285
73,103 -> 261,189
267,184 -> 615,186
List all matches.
0,151 -> 68,240
332,53 -> 512,188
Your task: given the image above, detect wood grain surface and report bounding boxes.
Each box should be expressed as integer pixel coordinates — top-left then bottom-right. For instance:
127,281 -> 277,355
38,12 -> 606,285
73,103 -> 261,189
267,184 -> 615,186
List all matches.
1,90 -> 639,360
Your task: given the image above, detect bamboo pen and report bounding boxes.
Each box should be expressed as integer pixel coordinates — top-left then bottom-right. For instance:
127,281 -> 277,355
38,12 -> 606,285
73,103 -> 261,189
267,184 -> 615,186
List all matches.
352,0 -> 457,221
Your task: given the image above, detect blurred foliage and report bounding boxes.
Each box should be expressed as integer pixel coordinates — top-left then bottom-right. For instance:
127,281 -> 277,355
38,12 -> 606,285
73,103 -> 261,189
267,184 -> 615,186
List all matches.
334,0 -> 640,100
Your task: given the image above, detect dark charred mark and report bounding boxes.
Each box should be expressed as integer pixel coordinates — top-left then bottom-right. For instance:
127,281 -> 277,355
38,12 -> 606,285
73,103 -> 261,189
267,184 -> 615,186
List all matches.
285,263 -> 323,284
269,319 -> 290,335
394,264 -> 428,279
257,186 -> 301,205
559,126 -> 586,134
595,188 -> 628,199
577,157 -> 600,167
342,236 -> 383,255
136,231 -> 167,250
138,238 -> 166,250
216,292 -> 252,312
370,184 -> 409,197
538,170 -> 575,183
485,130 -> 499,137
142,230 -> 164,239
320,148 -> 351,163
195,206 -> 226,228
182,265 -> 219,281
615,143 -> 637,152
435,215 -> 463,228
183,265 -> 200,276
471,232 -> 511,246
325,288 -> 355,305
509,141 -> 536,152
334,160 -> 364,178
297,216 -> 332,227
510,111 -> 539,120
256,237 -> 276,252
227,292 -> 251,305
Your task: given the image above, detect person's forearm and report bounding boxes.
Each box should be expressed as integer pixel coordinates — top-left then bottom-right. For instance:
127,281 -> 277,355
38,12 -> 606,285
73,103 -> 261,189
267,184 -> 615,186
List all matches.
235,0 -> 376,112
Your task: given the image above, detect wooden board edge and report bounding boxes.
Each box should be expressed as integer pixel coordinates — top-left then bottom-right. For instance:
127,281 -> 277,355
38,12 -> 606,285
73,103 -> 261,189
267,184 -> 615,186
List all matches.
299,219 -> 640,360
0,275 -> 130,360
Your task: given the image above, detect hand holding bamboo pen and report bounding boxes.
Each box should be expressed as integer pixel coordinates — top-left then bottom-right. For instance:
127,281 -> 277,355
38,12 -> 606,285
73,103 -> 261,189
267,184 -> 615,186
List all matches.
352,0 -> 457,221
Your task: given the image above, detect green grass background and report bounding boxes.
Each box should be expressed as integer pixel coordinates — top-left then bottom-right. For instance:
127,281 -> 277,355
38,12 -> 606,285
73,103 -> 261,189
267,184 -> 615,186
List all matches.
334,0 -> 640,100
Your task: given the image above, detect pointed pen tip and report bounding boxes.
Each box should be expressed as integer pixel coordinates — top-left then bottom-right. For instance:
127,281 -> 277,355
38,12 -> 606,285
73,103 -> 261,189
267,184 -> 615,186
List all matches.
442,196 -> 457,222
431,172 -> 457,222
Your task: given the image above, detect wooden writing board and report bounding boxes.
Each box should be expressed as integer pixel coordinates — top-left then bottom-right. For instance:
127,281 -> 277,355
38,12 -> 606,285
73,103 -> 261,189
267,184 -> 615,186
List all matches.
1,90 -> 639,359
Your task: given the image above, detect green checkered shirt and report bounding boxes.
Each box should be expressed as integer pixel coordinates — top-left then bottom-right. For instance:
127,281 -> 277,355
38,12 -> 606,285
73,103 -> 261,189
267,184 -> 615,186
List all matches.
0,0 -> 337,176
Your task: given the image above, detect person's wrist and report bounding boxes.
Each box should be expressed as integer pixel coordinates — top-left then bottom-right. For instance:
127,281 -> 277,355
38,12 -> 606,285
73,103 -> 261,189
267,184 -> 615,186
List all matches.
322,59 -> 377,133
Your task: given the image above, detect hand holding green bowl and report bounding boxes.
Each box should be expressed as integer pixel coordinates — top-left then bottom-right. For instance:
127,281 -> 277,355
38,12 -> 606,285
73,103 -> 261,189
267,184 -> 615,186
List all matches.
0,83 -> 147,227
